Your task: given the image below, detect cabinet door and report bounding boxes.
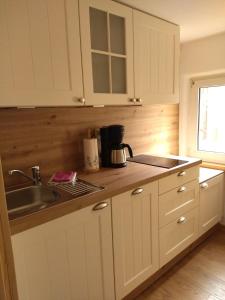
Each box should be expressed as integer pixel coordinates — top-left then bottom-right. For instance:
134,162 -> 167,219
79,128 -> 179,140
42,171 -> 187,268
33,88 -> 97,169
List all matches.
133,10 -> 179,104
199,174 -> 224,235
112,182 -> 159,299
12,200 -> 115,300
79,0 -> 134,105
0,0 -> 83,107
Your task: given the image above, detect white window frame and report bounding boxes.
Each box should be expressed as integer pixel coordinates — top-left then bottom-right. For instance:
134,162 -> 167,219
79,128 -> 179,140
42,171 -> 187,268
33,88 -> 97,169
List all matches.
187,76 -> 225,164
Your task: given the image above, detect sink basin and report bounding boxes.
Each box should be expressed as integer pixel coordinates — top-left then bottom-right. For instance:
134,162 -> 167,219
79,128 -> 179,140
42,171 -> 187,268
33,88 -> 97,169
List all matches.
6,185 -> 60,215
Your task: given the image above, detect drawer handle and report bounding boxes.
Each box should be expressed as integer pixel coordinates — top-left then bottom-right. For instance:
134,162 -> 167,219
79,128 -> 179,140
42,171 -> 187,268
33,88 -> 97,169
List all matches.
177,186 -> 186,193
178,171 -> 186,177
132,188 -> 144,195
93,202 -> 108,211
177,216 -> 187,224
201,182 -> 208,189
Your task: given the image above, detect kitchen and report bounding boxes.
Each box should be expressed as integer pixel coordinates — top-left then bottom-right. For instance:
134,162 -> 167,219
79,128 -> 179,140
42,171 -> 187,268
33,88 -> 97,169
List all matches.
0,0 -> 225,299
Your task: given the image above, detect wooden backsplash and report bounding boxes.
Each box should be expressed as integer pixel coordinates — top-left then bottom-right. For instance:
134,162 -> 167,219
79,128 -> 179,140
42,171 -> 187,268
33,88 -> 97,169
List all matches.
0,105 -> 179,188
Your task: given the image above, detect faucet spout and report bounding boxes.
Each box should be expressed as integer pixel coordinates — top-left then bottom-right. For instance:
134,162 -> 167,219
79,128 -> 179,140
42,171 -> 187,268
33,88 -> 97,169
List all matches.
8,167 -> 42,185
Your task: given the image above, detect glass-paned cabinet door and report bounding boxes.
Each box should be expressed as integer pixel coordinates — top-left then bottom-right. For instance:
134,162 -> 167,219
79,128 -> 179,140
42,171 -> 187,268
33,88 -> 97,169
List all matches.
80,0 -> 134,105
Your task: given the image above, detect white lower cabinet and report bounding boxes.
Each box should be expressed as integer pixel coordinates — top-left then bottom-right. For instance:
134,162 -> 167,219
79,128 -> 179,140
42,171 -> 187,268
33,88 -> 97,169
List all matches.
112,181 -> 159,299
199,174 -> 224,235
159,165 -> 200,267
12,165 -> 224,300
11,199 -> 115,300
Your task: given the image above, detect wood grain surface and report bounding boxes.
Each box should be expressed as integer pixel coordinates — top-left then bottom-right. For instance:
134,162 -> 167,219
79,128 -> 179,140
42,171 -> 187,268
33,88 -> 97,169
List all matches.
0,160 -> 18,300
0,104 -> 179,188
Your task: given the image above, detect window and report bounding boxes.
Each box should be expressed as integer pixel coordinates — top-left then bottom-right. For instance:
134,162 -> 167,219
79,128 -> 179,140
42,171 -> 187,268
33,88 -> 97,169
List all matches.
187,77 -> 225,163
198,85 -> 225,153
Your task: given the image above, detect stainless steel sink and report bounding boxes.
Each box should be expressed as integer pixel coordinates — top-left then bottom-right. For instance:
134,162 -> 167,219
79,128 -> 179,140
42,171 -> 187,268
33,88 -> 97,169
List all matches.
6,185 -> 60,215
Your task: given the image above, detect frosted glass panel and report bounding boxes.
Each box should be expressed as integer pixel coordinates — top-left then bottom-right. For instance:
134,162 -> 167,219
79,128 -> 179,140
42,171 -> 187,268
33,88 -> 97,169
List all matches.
90,8 -> 108,51
92,53 -> 110,93
110,14 -> 125,55
111,56 -> 126,93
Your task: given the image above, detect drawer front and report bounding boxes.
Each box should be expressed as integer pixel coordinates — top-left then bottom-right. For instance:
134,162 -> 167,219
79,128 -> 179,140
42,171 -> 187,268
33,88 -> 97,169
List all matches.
159,208 -> 198,267
159,166 -> 199,194
159,179 -> 199,227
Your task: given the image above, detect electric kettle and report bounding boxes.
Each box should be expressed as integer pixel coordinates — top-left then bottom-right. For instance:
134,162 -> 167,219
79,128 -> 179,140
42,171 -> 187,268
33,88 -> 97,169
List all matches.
111,143 -> 133,168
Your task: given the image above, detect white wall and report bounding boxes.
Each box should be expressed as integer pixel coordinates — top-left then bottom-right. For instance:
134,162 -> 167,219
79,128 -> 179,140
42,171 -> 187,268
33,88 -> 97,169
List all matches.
180,31 -> 225,224
181,32 -> 225,75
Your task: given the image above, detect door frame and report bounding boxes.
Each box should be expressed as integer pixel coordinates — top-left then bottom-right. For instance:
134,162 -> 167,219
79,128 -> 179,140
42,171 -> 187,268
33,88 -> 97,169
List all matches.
0,159 -> 18,300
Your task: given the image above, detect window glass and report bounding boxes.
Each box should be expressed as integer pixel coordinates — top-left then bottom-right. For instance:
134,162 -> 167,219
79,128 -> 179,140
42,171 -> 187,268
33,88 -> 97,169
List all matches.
198,85 -> 225,153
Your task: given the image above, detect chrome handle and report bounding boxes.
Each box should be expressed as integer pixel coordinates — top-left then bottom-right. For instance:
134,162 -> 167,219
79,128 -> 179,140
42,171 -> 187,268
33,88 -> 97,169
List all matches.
78,97 -> 86,104
93,202 -> 108,211
136,98 -> 142,104
201,182 -> 208,189
177,216 -> 186,224
132,188 -> 144,195
177,186 -> 186,193
129,98 -> 136,104
177,171 -> 186,177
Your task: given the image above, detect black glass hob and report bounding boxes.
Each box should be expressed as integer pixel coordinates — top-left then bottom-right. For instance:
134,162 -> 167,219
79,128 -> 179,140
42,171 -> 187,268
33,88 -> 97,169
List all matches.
127,154 -> 188,169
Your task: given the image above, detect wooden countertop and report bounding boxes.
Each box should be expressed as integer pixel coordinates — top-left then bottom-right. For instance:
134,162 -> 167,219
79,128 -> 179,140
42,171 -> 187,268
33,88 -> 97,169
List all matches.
9,157 -> 201,235
199,167 -> 224,183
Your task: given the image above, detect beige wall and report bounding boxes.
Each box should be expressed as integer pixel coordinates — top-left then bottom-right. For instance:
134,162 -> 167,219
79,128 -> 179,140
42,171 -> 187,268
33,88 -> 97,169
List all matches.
180,31 -> 225,155
180,31 -> 225,224
181,32 -> 225,76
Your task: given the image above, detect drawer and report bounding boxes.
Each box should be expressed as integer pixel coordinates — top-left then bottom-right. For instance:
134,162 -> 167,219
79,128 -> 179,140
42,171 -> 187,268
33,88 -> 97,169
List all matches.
159,179 -> 199,227
159,166 -> 199,194
159,208 -> 198,267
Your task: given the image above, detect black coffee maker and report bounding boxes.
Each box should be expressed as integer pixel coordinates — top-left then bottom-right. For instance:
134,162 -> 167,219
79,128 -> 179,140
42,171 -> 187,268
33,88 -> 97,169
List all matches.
100,125 -> 133,168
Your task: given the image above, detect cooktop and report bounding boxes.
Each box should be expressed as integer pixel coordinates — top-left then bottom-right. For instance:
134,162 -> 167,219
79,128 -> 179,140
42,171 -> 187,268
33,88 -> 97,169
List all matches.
127,154 -> 188,169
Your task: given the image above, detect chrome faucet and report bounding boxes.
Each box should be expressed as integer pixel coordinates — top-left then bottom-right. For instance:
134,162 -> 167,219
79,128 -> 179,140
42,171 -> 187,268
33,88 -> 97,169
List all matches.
8,166 -> 41,185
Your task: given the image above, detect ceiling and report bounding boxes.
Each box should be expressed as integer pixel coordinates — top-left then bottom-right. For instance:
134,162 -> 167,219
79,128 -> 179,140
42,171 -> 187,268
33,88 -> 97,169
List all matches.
118,0 -> 225,43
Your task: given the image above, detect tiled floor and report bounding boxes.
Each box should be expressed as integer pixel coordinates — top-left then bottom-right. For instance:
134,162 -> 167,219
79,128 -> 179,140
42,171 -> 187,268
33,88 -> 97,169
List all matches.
137,230 -> 225,300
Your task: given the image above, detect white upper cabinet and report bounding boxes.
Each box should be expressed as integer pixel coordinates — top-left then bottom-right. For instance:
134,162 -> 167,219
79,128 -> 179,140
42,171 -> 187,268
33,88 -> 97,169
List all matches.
0,0 -> 83,107
79,0 -> 134,105
133,10 -> 180,104
0,0 -> 180,107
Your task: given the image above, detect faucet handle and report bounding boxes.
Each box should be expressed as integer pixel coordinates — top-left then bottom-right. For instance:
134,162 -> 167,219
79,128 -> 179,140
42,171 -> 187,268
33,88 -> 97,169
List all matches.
31,166 -> 41,185
32,165 -> 40,171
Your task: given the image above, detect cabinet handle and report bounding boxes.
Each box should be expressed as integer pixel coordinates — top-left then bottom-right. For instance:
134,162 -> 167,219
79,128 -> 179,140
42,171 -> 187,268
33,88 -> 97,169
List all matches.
132,188 -> 144,195
201,182 -> 209,189
92,202 -> 108,211
136,98 -> 142,104
78,97 -> 86,105
129,98 -> 136,104
177,171 -> 186,177
177,216 -> 187,224
177,186 -> 186,193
